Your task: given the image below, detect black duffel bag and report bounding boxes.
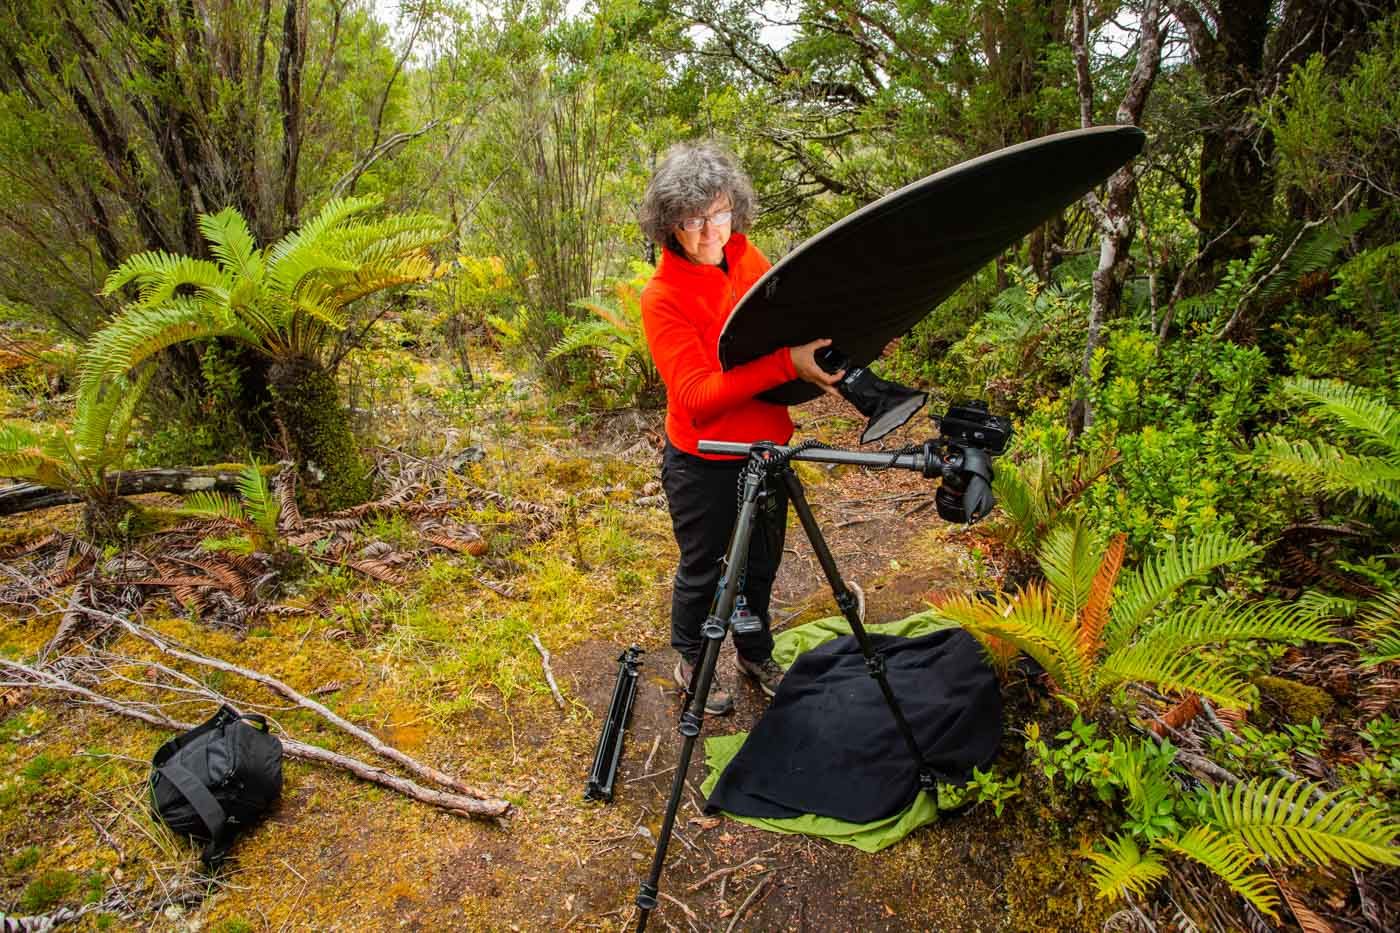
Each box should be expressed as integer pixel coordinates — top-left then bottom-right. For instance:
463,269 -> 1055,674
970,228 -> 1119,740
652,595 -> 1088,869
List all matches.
149,705 -> 283,868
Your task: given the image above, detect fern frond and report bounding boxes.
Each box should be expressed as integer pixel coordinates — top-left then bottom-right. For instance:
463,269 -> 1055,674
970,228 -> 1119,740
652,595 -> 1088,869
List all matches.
199,207 -> 263,281
1099,640 -> 1256,708
1038,518 -> 1100,617
1282,377 -> 1400,450
1129,600 -> 1342,657
237,462 -> 280,539
1085,834 -> 1168,901
179,491 -> 246,522
1259,436 -> 1400,505
1206,777 -> 1400,869
1079,533 -> 1127,659
1159,826 -> 1279,920
1295,589 -> 1359,621
0,422 -> 68,488
1104,534 -> 1260,652
936,583 -> 1089,698
79,299 -> 258,386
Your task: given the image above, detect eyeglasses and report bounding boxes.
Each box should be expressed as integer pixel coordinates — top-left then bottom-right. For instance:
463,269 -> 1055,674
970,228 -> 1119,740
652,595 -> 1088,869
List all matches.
677,210 -> 733,232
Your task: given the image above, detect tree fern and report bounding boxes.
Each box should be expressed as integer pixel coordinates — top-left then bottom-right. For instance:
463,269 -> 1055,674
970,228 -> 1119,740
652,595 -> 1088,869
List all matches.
1206,777 -> 1400,868
1159,826 -> 1279,920
1103,534 -> 1261,653
1086,834 -> 1168,900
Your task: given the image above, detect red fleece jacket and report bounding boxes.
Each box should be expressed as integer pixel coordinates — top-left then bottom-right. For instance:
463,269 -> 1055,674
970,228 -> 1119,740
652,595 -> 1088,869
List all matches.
641,234 -> 797,458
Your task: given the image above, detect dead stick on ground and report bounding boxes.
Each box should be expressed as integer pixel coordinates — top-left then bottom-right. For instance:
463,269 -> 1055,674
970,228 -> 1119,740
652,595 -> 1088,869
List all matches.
94,608 -> 493,801
528,632 -> 566,709
686,845 -> 781,893
659,892 -> 699,923
0,658 -> 511,820
642,733 -> 661,773
724,872 -> 774,933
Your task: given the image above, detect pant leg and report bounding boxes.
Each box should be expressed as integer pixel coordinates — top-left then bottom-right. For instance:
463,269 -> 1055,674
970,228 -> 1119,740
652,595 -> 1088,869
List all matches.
661,443 -> 789,664
662,444 -> 743,664
734,472 -> 788,662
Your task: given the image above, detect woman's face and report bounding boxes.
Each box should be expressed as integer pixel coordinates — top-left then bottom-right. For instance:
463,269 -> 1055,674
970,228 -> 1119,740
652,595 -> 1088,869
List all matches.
674,194 -> 732,266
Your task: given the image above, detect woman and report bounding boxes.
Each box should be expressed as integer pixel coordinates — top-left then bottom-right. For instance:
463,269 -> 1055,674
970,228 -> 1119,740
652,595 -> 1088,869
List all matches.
639,140 -> 843,715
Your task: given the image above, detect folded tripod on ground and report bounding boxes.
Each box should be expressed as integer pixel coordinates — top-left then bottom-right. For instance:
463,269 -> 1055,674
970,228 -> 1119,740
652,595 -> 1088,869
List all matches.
633,427 -> 1007,931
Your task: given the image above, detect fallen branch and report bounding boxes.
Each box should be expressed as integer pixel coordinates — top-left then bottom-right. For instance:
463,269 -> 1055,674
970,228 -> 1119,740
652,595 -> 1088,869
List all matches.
724,871 -> 775,933
528,632 -> 566,709
0,467 -> 248,516
0,657 -> 510,820
91,607 -> 496,801
686,845 -> 781,893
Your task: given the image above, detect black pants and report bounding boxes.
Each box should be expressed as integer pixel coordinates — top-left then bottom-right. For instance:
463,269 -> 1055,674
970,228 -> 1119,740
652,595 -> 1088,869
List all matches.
661,443 -> 789,664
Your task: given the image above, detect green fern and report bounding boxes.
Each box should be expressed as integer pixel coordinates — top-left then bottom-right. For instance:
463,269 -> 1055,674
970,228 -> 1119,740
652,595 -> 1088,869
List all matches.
178,462 -> 280,551
549,261 -> 660,406
934,530 -> 1331,712
1159,826 -> 1279,920
1086,834 -> 1168,900
1357,590 -> 1400,665
1258,378 -> 1400,514
1205,777 -> 1400,868
1103,534 -> 1261,653
990,445 -> 1119,557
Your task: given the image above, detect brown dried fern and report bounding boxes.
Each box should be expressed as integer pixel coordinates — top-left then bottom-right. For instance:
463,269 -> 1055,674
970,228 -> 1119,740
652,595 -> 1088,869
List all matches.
1078,532 -> 1127,659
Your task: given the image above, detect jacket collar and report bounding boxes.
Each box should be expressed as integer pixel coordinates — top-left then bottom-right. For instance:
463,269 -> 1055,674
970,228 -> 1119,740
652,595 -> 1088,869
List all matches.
657,233 -> 749,283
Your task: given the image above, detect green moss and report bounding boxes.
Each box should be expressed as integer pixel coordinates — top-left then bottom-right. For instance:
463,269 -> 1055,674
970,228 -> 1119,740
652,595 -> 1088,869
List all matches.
1254,675 -> 1334,723
1004,842 -> 1113,932
268,356 -> 372,512
5,844 -> 40,873
19,869 -> 76,913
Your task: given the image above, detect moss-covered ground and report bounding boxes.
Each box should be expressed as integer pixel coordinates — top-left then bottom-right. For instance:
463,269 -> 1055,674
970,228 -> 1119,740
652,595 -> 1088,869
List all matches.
1,348 -> 1113,931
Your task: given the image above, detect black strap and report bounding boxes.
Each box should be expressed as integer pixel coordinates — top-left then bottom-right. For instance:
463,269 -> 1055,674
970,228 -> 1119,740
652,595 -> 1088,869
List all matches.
157,761 -> 227,840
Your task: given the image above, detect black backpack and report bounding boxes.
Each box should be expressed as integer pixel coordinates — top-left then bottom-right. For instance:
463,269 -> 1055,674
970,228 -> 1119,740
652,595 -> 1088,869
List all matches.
149,706 -> 283,868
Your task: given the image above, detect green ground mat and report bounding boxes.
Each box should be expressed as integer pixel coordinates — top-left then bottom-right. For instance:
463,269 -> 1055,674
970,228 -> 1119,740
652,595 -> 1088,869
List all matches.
700,611 -> 958,852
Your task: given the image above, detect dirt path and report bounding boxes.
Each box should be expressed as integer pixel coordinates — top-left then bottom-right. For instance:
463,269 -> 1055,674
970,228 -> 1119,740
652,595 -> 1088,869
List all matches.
465,401 -> 1076,932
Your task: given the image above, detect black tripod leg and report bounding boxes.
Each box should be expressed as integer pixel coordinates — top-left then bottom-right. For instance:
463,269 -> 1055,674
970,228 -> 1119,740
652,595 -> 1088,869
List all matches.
779,468 -> 940,796
636,468 -> 765,932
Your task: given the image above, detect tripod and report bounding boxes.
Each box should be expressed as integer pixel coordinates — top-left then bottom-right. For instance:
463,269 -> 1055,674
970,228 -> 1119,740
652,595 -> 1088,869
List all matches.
634,438 -> 962,931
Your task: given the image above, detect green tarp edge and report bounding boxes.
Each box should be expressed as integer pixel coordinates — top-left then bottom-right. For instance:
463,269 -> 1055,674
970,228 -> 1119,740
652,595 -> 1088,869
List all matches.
700,609 -> 959,852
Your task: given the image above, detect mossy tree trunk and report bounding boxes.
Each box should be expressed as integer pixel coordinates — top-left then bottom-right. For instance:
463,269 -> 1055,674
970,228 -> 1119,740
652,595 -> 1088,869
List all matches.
267,356 -> 372,512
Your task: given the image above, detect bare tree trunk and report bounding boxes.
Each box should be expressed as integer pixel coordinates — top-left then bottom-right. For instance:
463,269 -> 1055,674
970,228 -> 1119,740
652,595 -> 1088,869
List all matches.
1068,0 -> 1164,440
277,0 -> 305,228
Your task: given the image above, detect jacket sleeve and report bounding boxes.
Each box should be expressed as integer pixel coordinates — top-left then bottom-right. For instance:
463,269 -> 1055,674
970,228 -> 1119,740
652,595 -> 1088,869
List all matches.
643,289 -> 797,424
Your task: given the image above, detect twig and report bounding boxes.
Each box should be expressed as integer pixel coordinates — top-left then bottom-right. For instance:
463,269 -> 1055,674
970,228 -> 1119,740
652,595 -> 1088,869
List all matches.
659,892 -> 698,923
724,871 -> 774,933
528,632 -> 566,709
686,845 -> 781,893
624,764 -> 677,784
642,733 -> 661,773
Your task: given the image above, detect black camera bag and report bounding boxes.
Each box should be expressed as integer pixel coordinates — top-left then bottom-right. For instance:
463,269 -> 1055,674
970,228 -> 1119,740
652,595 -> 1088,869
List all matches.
149,705 -> 283,868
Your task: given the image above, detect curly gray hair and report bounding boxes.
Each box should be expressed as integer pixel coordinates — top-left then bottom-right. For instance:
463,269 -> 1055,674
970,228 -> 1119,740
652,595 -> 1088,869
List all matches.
639,140 -> 756,253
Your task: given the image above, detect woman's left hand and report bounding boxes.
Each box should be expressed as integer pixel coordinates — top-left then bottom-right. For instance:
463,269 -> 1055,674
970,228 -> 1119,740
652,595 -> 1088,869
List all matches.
789,338 -> 844,399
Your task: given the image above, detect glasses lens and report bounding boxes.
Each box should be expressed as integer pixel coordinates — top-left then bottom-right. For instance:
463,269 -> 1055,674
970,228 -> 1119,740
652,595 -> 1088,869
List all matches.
710,211 -> 732,226
680,217 -> 704,231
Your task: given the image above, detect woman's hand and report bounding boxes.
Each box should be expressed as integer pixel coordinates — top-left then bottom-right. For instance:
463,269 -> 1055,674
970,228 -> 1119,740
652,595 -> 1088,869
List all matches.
789,338 -> 844,399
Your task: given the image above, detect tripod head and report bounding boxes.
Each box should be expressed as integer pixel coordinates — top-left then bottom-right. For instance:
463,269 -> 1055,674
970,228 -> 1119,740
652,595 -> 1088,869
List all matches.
699,404 -> 1012,525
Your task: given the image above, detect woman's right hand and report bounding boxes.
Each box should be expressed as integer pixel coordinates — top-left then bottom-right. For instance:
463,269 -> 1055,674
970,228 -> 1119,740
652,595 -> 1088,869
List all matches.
789,338 -> 844,399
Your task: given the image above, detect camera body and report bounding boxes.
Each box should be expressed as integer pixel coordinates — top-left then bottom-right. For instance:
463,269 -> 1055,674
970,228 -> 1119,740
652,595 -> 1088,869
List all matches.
930,401 -> 1012,524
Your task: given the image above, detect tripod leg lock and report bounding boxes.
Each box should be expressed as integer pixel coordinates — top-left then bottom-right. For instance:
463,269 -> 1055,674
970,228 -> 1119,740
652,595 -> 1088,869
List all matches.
864,653 -> 887,678
836,590 -> 859,615
636,882 -> 658,911
679,711 -> 702,738
700,613 -> 726,640
918,769 -> 941,801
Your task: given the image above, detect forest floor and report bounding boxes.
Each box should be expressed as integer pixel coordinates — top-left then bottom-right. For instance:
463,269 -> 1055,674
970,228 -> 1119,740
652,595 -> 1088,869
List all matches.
0,350 -> 1110,932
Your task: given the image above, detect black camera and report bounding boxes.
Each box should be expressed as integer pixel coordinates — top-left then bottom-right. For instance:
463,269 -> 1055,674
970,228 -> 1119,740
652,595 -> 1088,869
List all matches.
929,401 -> 1012,524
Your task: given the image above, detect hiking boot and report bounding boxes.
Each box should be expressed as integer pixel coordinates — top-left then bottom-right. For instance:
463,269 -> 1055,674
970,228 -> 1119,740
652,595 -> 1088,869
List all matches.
735,654 -> 785,698
674,658 -> 734,716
